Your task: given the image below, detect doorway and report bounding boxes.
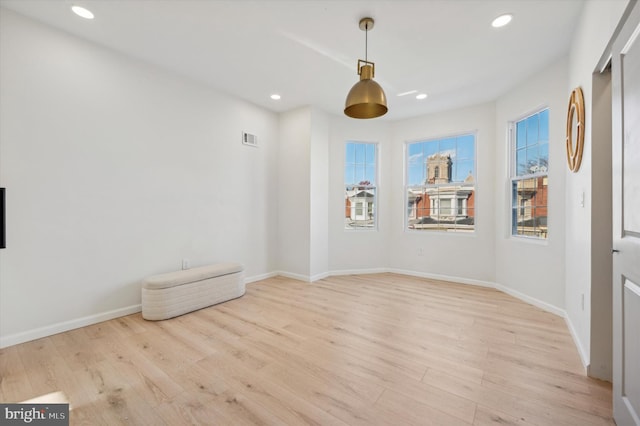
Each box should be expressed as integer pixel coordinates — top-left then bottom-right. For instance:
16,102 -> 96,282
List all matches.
588,65 -> 613,381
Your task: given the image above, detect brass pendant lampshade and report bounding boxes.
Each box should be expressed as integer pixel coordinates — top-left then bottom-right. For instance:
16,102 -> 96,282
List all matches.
344,17 -> 388,119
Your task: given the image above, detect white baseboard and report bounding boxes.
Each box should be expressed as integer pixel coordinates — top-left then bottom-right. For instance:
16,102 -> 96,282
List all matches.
328,267 -> 389,277
322,267 -> 565,319
374,268 -> 586,368
564,313 -> 590,370
310,271 -> 330,282
245,271 -> 278,284
260,269 -> 386,283
272,270 -> 330,283
387,268 -> 495,289
492,282 -> 565,317
0,304 -> 141,349
275,270 -> 312,282
327,267 -> 564,318
255,268 -> 389,283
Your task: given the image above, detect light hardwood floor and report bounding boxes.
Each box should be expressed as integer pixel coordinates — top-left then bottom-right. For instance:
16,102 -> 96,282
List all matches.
0,273 -> 614,425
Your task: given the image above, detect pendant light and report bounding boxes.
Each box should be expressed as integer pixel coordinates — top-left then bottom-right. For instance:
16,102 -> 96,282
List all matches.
344,17 -> 388,119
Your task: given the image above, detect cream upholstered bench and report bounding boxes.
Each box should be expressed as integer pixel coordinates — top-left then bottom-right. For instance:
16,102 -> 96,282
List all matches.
141,262 -> 244,320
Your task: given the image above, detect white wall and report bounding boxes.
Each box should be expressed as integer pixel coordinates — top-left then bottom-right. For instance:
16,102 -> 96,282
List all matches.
494,59 -> 568,313
277,107 -> 311,278
0,10 -> 279,346
566,0 -> 629,374
277,106 -> 330,281
388,103 -> 497,284
309,109 -> 329,280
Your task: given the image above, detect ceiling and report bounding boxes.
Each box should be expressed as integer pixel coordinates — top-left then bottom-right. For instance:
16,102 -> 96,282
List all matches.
0,0 -> 585,121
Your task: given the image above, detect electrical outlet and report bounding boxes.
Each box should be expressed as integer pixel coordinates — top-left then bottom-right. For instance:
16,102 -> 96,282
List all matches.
182,259 -> 190,270
417,248 -> 424,256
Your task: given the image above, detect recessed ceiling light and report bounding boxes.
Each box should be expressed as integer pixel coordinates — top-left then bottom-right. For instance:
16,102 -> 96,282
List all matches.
416,93 -> 428,100
397,90 -> 418,97
491,14 -> 512,28
270,94 -> 281,100
71,5 -> 94,19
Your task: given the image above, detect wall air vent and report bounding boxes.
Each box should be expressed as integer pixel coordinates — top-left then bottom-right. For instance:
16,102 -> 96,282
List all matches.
242,132 -> 258,147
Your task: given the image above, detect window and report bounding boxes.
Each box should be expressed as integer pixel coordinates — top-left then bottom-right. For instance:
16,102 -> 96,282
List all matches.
406,133 -> 476,232
345,142 -> 377,230
511,109 -> 549,239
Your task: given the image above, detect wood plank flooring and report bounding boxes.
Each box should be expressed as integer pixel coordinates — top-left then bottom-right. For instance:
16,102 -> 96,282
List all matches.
0,273 -> 614,425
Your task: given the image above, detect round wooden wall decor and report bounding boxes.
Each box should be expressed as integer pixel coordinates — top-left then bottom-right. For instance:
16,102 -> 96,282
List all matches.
566,87 -> 585,172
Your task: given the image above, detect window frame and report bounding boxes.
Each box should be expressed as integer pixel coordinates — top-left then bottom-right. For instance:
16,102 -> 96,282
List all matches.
344,141 -> 379,231
404,131 -> 477,234
509,107 -> 549,241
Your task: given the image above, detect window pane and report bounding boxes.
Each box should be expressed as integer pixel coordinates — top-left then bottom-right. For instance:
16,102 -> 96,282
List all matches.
516,148 -> 527,175
355,165 -> 365,183
408,144 -> 424,185
514,109 -> 549,180
526,114 -> 539,144
408,165 -> 424,185
456,160 -> 474,182
466,208 -> 475,225
536,177 -> 548,207
344,165 -> 354,185
345,142 -> 377,231
423,142 -> 439,158
516,121 -> 527,149
440,138 -> 456,153
408,143 -> 423,158
346,143 -> 355,164
457,135 -> 475,160
533,209 -> 548,238
526,145 -> 539,173
511,176 -> 548,239
416,206 -> 429,221
523,177 -> 537,190
345,187 -> 376,229
511,109 -> 549,238
364,144 -> 376,165
539,143 -> 549,171
365,165 -> 376,185
355,143 -> 365,163
405,135 -> 476,233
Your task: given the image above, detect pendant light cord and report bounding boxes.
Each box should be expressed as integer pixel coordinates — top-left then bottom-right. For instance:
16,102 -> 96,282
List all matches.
365,22 -> 368,63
